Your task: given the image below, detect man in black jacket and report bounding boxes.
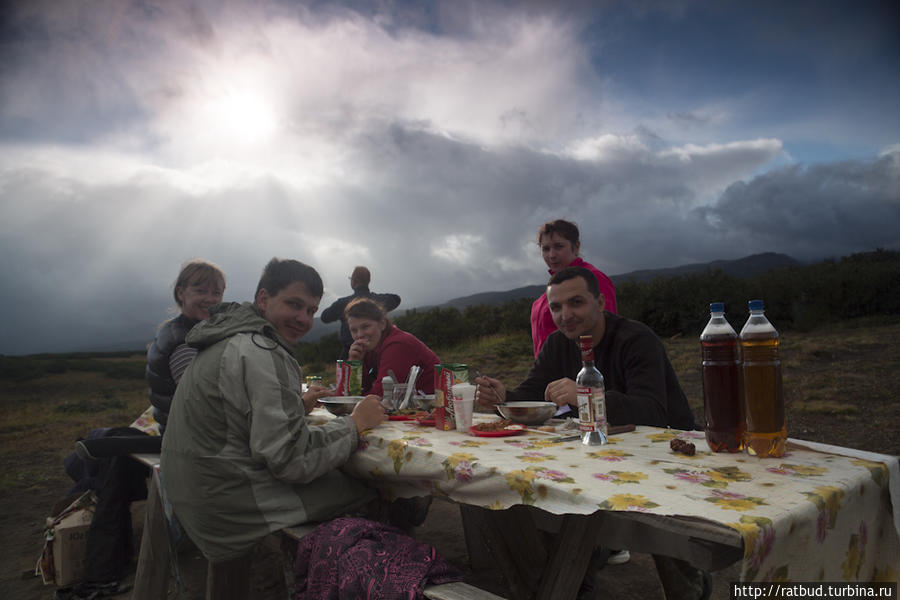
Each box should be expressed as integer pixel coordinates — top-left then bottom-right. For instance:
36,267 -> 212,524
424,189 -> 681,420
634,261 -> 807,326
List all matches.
321,266 -> 401,359
475,266 -> 707,600
476,266 -> 695,430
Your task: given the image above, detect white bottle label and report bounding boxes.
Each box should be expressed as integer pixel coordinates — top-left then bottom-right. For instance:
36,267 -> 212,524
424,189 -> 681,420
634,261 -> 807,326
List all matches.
577,386 -> 607,433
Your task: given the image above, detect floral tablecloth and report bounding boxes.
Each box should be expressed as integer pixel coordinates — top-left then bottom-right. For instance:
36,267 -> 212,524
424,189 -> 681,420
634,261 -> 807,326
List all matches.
311,410 -> 900,584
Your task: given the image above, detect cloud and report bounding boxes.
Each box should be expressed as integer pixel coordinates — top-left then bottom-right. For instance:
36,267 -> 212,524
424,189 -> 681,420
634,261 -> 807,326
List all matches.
2,0 -> 599,157
700,150 -> 900,259
1,0 -> 898,355
5,127 -> 894,352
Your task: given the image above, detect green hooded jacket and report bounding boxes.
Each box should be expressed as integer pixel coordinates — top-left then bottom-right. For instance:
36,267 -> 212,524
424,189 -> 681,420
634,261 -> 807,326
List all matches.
160,302 -> 374,561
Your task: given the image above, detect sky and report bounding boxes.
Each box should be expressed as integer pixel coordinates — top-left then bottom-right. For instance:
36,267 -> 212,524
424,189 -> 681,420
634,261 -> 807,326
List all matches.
1,0 -> 899,355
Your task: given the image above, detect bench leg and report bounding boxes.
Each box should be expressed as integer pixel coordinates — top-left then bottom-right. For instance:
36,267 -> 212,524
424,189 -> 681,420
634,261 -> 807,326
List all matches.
279,534 -> 299,594
206,555 -> 251,600
459,504 -> 494,571
130,474 -> 170,600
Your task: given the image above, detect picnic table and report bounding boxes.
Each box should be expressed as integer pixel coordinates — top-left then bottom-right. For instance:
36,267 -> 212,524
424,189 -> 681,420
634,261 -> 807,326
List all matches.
324,411 -> 900,599
130,410 -> 900,599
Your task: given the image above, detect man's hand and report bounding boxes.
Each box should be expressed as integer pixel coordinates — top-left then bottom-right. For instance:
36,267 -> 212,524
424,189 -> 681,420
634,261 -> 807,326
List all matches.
544,377 -> 577,408
302,384 -> 333,414
350,395 -> 386,433
347,340 -> 367,361
475,376 -> 506,407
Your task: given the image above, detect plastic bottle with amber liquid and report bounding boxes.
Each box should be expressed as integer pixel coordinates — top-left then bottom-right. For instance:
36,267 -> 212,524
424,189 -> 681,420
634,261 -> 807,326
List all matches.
576,335 -> 608,446
701,302 -> 744,452
739,299 -> 786,458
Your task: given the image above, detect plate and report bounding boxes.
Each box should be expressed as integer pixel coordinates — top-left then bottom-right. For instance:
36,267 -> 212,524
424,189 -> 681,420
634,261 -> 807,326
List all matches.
469,424 -> 525,438
416,417 -> 436,426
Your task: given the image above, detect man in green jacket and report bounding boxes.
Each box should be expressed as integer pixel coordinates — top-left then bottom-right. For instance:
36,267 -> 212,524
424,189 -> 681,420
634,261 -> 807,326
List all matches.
161,257 -> 385,563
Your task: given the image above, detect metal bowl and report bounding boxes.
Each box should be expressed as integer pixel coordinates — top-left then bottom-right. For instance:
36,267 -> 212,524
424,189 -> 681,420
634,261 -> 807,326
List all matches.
496,401 -> 557,426
412,394 -> 435,411
319,396 -> 364,416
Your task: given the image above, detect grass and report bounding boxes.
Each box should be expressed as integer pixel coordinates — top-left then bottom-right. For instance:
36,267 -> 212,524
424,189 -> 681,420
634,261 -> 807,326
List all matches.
664,320 -> 900,456
0,359 -> 148,495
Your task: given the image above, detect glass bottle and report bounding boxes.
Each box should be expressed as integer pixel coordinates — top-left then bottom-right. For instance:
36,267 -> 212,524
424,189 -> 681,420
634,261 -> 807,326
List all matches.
701,302 -> 743,452
739,299 -> 786,458
576,335 -> 608,446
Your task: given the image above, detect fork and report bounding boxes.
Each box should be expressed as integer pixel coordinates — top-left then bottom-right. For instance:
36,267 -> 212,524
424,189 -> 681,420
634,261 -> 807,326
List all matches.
471,368 -> 500,404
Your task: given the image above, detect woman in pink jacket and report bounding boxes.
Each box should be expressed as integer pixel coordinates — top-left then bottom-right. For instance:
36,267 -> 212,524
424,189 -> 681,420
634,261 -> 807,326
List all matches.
530,219 -> 618,358
346,298 -> 440,397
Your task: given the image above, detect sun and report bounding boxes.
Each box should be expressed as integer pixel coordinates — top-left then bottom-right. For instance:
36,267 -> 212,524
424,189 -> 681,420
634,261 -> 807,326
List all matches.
206,89 -> 278,145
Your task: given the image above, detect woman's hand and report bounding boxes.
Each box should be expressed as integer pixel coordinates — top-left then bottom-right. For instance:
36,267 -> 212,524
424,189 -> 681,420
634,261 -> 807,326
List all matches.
350,395 -> 386,433
347,340 -> 367,361
301,384 -> 333,414
475,376 -> 506,407
544,377 -> 577,408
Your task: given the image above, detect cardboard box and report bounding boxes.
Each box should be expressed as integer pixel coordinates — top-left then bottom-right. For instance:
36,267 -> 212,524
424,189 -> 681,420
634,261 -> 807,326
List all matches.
52,507 -> 94,586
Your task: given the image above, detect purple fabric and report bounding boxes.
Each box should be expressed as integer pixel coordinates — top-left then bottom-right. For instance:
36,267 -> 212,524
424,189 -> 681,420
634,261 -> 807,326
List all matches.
293,517 -> 463,600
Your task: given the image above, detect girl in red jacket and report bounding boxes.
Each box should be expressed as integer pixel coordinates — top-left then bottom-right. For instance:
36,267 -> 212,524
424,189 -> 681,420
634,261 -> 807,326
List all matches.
346,298 -> 440,397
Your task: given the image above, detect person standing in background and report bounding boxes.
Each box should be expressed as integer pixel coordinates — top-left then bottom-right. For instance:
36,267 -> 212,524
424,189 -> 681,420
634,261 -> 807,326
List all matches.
530,219 -> 617,358
321,266 -> 401,359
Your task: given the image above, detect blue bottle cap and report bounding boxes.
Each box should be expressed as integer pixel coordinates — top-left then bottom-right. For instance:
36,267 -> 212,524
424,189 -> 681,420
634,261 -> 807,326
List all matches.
748,299 -> 765,311
709,302 -> 724,313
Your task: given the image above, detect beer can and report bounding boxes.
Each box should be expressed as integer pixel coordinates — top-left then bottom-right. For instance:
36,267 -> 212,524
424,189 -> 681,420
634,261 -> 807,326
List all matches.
434,363 -> 468,430
335,360 -> 362,396
305,375 -> 323,388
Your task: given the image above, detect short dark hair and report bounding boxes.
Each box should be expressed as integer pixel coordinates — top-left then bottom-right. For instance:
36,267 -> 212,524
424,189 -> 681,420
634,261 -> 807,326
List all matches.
548,266 -> 600,297
537,219 -> 580,246
255,258 -> 323,300
173,259 -> 226,307
344,297 -> 387,322
350,266 -> 371,289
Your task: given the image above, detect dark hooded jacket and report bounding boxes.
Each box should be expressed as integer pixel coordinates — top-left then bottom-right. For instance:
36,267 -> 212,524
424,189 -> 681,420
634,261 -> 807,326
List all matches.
146,313 -> 197,432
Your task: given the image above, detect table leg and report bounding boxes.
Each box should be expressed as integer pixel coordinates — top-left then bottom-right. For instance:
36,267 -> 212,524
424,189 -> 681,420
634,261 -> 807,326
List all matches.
461,506 -> 603,600
464,505 -> 547,600
536,514 -> 602,600
130,473 -> 170,600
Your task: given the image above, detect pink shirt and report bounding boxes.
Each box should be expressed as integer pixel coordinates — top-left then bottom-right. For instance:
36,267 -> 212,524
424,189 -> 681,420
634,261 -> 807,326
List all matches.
530,257 -> 618,358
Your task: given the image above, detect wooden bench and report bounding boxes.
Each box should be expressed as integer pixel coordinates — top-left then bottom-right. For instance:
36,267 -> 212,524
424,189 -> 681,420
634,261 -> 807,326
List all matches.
132,469 -> 505,600
280,524 -> 506,600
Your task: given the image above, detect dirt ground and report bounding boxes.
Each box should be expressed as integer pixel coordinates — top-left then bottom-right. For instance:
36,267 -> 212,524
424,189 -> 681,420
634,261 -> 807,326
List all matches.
1,483 -> 740,599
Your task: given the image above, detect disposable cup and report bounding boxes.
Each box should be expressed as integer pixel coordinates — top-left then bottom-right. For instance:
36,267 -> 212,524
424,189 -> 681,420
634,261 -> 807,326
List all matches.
452,383 -> 476,430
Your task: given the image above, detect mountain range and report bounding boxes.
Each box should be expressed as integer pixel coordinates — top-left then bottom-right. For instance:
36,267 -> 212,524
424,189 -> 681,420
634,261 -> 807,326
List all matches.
306,252 -> 799,340
435,251 -> 799,312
